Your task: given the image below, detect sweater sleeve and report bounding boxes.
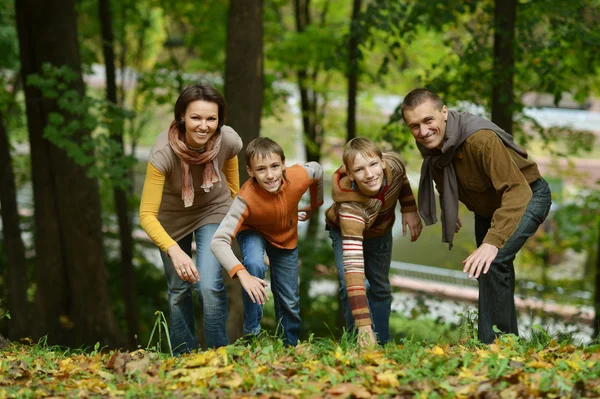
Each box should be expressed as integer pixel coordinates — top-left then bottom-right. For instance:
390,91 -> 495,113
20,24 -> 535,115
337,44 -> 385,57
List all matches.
139,162 -> 177,252
223,155 -> 240,199
338,202 -> 372,328
302,161 -> 324,209
398,175 -> 417,213
479,135 -> 532,248
210,195 -> 250,278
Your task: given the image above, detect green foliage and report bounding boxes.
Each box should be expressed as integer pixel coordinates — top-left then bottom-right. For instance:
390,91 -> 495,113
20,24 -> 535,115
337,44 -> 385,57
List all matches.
0,0 -> 18,70
27,63 -> 136,190
551,185 -> 600,255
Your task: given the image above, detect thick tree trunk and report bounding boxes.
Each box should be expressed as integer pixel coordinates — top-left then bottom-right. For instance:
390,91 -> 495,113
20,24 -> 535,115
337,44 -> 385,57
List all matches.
15,0 -> 123,347
346,0 -> 362,142
0,110 -> 29,339
224,0 -> 264,181
224,0 -> 264,342
99,0 -> 139,349
491,0 -> 517,134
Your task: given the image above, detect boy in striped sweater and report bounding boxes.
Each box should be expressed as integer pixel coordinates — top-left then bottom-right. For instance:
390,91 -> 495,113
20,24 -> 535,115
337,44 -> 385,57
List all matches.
325,137 -> 422,348
211,137 -> 323,346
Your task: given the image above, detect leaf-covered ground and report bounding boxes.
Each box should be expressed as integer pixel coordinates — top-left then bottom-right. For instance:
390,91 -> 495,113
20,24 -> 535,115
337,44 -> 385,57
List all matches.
1,334 -> 599,398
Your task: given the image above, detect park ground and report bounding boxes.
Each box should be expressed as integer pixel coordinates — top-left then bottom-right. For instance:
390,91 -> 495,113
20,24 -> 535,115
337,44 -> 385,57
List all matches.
1,331 -> 600,398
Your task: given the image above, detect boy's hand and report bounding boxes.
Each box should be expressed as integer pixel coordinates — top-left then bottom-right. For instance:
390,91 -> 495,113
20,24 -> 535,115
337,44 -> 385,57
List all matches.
402,211 -> 423,242
167,244 -> 200,283
298,205 -> 315,221
237,269 -> 269,304
357,325 -> 377,349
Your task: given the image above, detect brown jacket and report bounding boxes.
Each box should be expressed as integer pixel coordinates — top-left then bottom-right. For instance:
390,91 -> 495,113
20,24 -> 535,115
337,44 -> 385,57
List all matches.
432,129 -> 541,248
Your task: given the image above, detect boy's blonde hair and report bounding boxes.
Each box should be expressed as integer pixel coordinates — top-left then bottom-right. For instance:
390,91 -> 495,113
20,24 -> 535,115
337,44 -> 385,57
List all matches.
342,137 -> 383,171
245,137 -> 286,168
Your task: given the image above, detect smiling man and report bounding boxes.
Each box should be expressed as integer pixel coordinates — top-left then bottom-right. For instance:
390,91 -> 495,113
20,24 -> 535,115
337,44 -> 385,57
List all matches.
325,137 -> 422,348
401,88 -> 552,343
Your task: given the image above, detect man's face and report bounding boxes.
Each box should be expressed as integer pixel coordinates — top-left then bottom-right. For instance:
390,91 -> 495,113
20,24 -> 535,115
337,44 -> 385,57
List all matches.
403,100 -> 448,150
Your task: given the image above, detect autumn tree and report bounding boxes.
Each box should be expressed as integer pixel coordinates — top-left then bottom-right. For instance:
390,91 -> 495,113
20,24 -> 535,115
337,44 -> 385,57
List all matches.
15,0 -> 123,347
98,0 -> 139,350
224,0 -> 264,181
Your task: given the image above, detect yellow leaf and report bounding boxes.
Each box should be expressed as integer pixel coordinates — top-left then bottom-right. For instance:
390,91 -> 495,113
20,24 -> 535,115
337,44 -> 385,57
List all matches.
432,345 -> 445,356
458,367 -> 474,379
221,372 -> 243,389
97,370 -> 115,381
375,370 -> 399,388
565,360 -> 581,371
335,347 -> 351,365
283,388 -> 305,396
185,352 -> 209,368
363,350 -> 386,365
526,360 -> 553,369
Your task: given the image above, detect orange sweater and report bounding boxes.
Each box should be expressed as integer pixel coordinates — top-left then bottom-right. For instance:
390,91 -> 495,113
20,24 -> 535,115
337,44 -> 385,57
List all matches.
210,162 -> 323,277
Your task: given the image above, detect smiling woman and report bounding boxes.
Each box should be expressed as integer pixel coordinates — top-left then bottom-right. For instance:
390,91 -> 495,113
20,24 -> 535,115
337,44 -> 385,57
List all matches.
138,83 -> 243,355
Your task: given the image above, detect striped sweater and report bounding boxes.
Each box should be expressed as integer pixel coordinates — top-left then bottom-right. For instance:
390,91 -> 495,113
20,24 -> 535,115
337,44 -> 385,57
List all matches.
325,152 -> 417,327
211,162 -> 324,277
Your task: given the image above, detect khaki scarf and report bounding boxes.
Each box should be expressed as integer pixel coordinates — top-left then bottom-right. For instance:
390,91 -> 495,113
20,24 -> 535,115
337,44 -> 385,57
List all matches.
417,110 -> 527,249
168,121 -> 222,207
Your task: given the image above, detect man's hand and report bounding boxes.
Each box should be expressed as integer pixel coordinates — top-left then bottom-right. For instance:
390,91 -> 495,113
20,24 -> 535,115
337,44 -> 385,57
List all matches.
462,243 -> 498,279
237,269 -> 269,305
357,325 -> 377,349
167,245 -> 200,283
298,205 -> 315,222
402,211 -> 423,242
455,217 -> 462,233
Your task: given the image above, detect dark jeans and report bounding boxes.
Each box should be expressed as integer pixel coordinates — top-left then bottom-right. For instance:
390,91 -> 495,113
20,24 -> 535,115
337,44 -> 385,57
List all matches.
329,228 -> 393,344
475,178 -> 552,343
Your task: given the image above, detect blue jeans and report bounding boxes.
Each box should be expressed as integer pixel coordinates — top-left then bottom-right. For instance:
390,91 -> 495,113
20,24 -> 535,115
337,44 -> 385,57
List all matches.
475,178 -> 552,343
237,230 -> 301,346
160,224 -> 228,354
329,228 -> 393,344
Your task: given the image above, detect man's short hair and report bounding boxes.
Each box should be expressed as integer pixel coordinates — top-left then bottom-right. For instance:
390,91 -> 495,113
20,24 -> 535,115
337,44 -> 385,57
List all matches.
401,88 -> 444,120
342,137 -> 383,172
245,137 -> 286,168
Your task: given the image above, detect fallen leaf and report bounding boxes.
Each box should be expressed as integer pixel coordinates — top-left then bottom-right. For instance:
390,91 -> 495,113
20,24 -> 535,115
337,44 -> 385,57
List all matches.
375,370 -> 399,388
125,357 -> 150,376
328,382 -> 371,398
221,372 -> 243,389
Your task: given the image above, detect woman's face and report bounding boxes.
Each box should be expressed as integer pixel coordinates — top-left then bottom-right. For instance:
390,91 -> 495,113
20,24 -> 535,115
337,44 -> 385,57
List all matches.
182,100 -> 219,148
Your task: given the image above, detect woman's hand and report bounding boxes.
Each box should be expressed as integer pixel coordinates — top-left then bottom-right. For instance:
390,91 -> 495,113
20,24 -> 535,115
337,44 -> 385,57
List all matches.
237,269 -> 269,305
402,211 -> 423,242
357,325 -> 377,349
167,245 -> 200,283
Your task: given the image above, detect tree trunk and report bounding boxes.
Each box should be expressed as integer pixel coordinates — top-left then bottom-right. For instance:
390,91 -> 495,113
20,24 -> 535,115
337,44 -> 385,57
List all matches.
346,0 -> 362,142
223,0 -> 264,342
99,0 -> 139,350
491,0 -> 517,134
0,109 -> 29,340
15,0 -> 123,348
224,0 -> 264,181
594,219 -> 600,339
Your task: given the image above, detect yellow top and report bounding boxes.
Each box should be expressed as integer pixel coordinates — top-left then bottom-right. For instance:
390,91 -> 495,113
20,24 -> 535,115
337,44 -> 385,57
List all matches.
139,156 -> 240,252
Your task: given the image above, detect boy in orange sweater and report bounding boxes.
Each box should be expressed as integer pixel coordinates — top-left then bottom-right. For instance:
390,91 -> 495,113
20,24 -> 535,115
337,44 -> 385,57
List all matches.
210,137 -> 323,345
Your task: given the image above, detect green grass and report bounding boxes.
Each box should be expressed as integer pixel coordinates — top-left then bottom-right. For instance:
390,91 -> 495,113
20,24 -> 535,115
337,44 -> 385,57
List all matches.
1,327 -> 599,398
